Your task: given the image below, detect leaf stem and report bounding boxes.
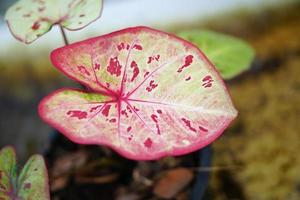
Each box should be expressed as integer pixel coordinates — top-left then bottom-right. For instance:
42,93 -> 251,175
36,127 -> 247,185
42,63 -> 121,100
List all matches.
59,25 -> 69,46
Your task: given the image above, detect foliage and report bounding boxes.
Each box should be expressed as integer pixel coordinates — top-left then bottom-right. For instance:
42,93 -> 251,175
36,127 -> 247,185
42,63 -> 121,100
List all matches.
39,26 -> 237,160
178,30 -> 255,79
5,0 -> 103,44
0,146 -> 49,200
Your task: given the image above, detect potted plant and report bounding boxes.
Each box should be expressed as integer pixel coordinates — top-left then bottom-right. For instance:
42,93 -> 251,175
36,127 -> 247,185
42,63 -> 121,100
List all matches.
3,0 -> 254,199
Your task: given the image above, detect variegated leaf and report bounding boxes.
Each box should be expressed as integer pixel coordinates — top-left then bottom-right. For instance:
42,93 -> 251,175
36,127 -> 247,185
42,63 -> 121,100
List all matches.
39,26 -> 238,160
0,146 -> 49,200
5,0 -> 103,43
17,155 -> 50,200
0,146 -> 17,200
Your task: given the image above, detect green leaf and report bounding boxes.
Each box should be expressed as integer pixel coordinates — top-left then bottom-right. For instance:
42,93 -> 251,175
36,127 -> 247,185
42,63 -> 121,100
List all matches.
17,155 -> 50,200
178,30 -> 255,79
0,146 -> 17,200
0,146 -> 49,200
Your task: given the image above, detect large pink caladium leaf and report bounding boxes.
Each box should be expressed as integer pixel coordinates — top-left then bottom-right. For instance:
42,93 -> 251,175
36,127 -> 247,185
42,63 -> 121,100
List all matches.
5,0 -> 103,43
39,26 -> 238,160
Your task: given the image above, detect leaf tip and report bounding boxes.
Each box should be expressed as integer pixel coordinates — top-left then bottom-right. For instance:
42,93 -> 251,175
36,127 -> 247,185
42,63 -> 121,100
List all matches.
0,145 -> 16,157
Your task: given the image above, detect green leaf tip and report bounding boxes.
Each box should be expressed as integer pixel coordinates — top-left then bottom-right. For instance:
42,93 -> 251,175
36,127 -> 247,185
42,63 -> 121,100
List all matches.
0,146 -> 17,200
178,30 -> 255,79
18,155 -> 50,200
0,146 -> 50,200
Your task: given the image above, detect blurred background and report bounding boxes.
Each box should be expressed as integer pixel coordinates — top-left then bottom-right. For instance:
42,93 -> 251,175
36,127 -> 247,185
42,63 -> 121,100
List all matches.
0,0 -> 300,199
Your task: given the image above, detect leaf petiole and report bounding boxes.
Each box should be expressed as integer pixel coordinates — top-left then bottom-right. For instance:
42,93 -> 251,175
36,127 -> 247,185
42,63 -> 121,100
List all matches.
59,25 -> 69,46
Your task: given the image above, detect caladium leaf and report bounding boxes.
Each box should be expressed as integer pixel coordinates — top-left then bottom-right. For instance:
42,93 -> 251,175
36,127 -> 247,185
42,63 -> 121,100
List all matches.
0,146 -> 17,200
0,146 -> 49,200
17,155 -> 50,200
5,0 -> 103,44
178,30 -> 255,79
39,26 -> 238,160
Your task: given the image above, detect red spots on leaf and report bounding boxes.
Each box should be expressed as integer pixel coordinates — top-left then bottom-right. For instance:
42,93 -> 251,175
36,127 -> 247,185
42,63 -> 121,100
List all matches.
31,21 -> 40,30
151,114 -> 158,123
144,71 -> 150,78
109,118 -> 116,123
157,109 -> 162,114
106,82 -> 110,88
130,61 -> 139,82
133,106 -> 139,112
126,105 -> 132,113
151,114 -> 161,135
144,138 -> 153,148
181,118 -> 196,133
24,183 -> 31,190
147,55 -> 160,64
94,63 -> 100,70
202,75 -> 213,88
23,13 -> 31,18
199,125 -> 208,132
146,80 -> 158,92
77,65 -> 91,76
127,126 -> 132,132
133,44 -> 143,50
177,55 -> 194,73
107,57 -> 122,77
185,76 -> 191,81
121,109 -> 129,118
102,105 -> 111,117
67,110 -> 87,120
128,135 -> 133,141
121,103 -> 133,118
89,105 -> 102,112
117,42 -> 130,51
38,7 -> 45,12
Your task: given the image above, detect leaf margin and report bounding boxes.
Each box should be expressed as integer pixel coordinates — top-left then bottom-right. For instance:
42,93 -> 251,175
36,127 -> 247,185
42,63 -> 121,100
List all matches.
177,29 -> 255,79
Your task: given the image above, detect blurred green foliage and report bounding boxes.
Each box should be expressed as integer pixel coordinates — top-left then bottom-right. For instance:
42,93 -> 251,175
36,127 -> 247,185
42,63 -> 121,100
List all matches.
0,146 -> 49,200
178,30 -> 255,79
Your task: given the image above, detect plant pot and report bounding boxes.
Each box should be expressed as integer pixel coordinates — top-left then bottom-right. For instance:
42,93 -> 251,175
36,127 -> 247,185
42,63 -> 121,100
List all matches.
191,146 -> 212,200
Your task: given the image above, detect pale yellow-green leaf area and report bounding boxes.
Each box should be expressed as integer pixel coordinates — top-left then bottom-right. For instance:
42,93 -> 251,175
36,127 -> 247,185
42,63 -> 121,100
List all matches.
5,0 -> 103,43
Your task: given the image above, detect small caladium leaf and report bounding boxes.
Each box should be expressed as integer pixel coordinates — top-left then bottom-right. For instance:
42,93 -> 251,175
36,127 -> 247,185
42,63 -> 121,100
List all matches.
0,146 -> 17,200
178,30 -> 255,79
0,146 -> 50,200
5,0 -> 103,44
39,26 -> 238,160
17,155 -> 50,200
